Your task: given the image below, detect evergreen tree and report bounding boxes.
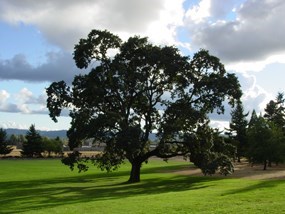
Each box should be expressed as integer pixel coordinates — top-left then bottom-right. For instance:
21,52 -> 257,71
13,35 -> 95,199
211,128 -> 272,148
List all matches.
0,128 -> 13,155
21,125 -> 43,157
248,109 -> 258,128
227,101 -> 248,162
247,115 -> 285,170
264,92 -> 285,128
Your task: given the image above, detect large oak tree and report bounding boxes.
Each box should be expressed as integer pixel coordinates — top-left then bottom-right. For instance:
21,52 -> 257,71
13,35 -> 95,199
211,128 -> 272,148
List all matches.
46,29 -> 241,182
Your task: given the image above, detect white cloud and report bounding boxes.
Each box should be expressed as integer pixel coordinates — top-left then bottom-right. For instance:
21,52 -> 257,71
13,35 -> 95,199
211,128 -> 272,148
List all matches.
0,90 -> 10,104
0,121 -> 29,130
145,0 -> 185,45
209,120 -> 230,131
185,0 -> 285,64
0,87 -> 50,114
0,0 -> 184,50
185,0 -> 211,24
235,72 -> 272,113
227,53 -> 285,73
15,88 -> 33,103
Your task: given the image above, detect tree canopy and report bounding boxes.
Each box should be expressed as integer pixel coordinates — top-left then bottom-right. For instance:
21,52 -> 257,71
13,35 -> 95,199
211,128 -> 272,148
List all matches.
46,29 -> 242,182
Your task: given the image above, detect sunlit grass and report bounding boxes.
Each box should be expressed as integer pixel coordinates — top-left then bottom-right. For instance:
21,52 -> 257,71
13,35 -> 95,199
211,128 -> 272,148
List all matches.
0,159 -> 285,213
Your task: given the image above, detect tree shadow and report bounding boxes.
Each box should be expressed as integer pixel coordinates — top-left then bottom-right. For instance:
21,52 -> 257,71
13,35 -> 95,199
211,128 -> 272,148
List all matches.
0,164 -> 213,214
222,179 -> 285,196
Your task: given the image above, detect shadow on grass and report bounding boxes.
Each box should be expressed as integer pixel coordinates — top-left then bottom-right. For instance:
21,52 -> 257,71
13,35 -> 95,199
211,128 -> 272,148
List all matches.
3,161 -> 283,213
0,164 -> 213,214
222,179 -> 285,196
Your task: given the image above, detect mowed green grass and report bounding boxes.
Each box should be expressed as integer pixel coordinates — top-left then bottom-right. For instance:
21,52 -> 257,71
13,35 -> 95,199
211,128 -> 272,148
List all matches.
0,159 -> 285,214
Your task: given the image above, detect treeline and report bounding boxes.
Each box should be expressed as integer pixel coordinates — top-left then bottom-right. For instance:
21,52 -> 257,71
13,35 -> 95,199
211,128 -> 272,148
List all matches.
227,92 -> 285,170
0,124 -> 65,157
1,93 -> 285,168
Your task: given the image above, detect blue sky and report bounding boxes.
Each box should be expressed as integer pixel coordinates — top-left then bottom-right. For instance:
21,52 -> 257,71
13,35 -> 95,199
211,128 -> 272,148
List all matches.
1,0 -> 285,130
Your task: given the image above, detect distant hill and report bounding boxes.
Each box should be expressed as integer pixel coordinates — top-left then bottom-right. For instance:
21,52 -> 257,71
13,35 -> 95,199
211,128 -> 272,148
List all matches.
5,128 -> 158,141
5,128 -> 67,139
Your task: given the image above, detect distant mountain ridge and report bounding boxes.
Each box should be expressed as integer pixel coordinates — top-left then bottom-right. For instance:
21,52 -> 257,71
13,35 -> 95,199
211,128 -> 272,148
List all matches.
5,128 -> 67,139
5,128 -> 158,141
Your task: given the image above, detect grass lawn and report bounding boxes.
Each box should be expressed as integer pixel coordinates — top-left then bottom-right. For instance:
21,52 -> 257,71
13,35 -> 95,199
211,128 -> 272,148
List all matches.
0,159 -> 285,214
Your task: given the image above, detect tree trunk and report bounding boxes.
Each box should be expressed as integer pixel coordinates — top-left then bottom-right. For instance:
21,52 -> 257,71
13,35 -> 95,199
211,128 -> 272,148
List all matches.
128,161 -> 142,183
263,160 -> 267,170
237,156 -> 241,163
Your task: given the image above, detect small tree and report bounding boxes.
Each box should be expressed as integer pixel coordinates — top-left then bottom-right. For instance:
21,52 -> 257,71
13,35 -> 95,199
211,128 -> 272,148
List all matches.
226,101 -> 248,162
21,125 -> 43,157
43,137 -> 63,157
0,128 -> 13,155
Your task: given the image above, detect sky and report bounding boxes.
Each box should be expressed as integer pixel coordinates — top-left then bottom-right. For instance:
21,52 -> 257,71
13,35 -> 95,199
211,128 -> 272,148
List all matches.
1,0 -> 285,131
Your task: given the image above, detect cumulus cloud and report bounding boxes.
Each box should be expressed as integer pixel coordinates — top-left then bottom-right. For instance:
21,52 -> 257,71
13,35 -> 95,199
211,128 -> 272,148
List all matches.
0,90 -> 10,104
0,51 -> 82,83
0,0 -> 184,50
185,0 -> 285,63
0,88 -> 49,114
0,90 -> 21,113
0,121 -> 29,129
208,71 -> 272,130
226,72 -> 273,118
0,0 -> 186,84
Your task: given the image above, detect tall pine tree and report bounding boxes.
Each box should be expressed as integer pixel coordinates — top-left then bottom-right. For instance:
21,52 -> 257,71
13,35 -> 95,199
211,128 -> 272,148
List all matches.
227,101 -> 248,162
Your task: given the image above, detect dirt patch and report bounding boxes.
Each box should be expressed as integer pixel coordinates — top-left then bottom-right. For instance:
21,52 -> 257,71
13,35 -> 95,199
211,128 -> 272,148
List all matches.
171,161 -> 285,180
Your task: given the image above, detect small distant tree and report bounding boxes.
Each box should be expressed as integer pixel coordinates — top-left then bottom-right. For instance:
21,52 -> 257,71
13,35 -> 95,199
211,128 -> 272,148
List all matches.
8,134 -> 18,146
21,125 -> 43,157
43,137 -> 63,157
0,128 -> 13,155
226,101 -> 248,162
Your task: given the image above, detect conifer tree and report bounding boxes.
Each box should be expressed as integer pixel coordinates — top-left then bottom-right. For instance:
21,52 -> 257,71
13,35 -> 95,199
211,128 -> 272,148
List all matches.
227,101 -> 248,162
0,128 -> 13,155
21,125 -> 43,157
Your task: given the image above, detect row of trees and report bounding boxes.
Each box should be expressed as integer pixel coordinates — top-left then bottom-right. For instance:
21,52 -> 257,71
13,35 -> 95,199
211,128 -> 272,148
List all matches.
227,93 -> 285,170
0,125 -> 63,157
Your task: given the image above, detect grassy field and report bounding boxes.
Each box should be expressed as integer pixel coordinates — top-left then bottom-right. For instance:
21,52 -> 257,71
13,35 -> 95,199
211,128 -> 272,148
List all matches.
0,159 -> 285,214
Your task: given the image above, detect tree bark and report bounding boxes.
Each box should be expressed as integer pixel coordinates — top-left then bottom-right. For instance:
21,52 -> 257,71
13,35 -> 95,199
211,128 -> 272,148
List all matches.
128,161 -> 142,183
263,160 -> 267,170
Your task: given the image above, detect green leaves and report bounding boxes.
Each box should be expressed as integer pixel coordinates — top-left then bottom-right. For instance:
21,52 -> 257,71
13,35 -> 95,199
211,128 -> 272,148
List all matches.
46,29 -> 241,180
73,29 -> 122,69
46,81 -> 71,122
